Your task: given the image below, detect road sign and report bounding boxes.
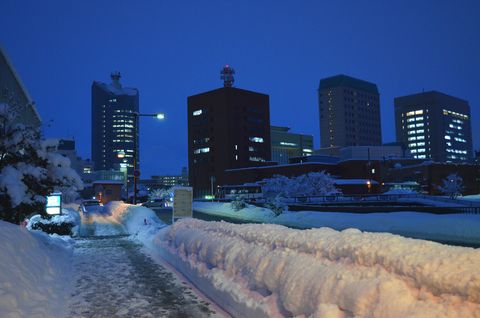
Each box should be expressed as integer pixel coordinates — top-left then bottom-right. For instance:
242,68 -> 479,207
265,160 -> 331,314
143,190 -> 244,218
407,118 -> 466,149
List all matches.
46,193 -> 62,215
173,187 -> 193,220
134,170 -> 141,177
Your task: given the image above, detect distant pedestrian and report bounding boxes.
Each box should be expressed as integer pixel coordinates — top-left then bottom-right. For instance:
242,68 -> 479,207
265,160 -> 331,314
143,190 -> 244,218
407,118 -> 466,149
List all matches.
144,218 -> 147,225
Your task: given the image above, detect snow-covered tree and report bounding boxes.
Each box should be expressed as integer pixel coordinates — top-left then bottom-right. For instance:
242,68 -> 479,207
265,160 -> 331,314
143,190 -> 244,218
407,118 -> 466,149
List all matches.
437,173 -> 463,199
149,187 -> 174,201
0,103 -> 83,223
262,175 -> 291,198
262,172 -> 340,198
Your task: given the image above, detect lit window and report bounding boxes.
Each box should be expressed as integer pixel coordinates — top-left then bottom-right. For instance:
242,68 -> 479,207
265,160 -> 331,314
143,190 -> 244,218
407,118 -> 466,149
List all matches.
408,137 -> 417,141
193,109 -> 203,116
417,155 -> 426,159
416,123 -> 424,127
444,135 -> 451,140
417,135 -> 425,140
417,148 -> 426,153
249,137 -> 264,143
280,142 -> 297,146
303,149 -> 313,153
193,147 -> 210,154
416,129 -> 424,134
415,110 -> 423,115
249,156 -> 265,162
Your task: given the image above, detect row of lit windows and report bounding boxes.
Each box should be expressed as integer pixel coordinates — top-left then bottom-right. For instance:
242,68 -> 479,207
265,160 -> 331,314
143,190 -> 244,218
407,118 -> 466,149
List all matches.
408,135 -> 425,141
448,124 -> 462,130
408,142 -> 426,148
407,129 -> 425,135
249,156 -> 265,162
446,149 -> 467,154
447,155 -> 467,160
406,110 -> 424,116
407,123 -> 424,128
193,147 -> 210,154
443,109 -> 468,119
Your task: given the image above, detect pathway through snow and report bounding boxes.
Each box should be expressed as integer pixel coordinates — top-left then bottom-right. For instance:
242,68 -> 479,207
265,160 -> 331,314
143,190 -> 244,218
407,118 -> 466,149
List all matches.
68,235 -> 222,318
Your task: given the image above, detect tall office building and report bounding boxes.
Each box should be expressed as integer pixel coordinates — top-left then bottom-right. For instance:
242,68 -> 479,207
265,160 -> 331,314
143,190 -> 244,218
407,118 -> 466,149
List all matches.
270,126 -> 313,164
318,74 -> 381,147
0,45 -> 41,128
91,72 -> 139,181
188,66 -> 271,197
394,91 -> 473,162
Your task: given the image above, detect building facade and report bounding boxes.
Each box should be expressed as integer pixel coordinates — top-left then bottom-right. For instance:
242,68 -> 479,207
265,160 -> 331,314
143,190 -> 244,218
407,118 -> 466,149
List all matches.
270,126 -> 313,164
0,45 -> 41,128
318,74 -> 381,147
394,91 -> 473,162
91,72 -> 139,181
188,67 -> 271,197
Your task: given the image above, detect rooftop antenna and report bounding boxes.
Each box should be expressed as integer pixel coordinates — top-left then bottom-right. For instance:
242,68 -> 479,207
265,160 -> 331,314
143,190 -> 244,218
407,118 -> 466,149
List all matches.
220,65 -> 235,87
111,71 -> 122,88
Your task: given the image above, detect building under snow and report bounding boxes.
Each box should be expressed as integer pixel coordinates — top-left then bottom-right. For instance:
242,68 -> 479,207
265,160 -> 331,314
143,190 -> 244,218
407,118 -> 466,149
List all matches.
0,45 -> 41,128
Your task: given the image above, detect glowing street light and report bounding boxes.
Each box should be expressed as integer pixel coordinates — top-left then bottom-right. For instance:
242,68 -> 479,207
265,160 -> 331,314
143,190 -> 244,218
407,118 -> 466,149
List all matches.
131,112 -> 165,204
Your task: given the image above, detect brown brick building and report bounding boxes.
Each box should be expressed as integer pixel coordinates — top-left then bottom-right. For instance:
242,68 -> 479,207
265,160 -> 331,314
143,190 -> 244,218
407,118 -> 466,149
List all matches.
188,86 -> 272,197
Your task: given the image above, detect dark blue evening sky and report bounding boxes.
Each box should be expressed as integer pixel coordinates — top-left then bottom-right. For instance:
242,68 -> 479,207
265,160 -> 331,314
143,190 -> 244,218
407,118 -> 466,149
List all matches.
1,0 -> 479,177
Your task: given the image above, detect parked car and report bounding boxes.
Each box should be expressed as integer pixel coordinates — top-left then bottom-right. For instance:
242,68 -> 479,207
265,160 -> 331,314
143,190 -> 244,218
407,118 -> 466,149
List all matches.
142,198 -> 167,208
79,199 -> 103,214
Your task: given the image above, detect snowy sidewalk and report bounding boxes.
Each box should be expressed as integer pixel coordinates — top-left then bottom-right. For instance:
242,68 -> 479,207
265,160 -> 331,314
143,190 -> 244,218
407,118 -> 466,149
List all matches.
68,236 -> 222,318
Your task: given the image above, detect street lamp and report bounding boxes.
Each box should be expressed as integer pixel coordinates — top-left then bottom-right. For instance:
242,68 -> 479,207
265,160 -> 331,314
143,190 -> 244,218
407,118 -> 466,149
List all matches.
132,112 -> 165,204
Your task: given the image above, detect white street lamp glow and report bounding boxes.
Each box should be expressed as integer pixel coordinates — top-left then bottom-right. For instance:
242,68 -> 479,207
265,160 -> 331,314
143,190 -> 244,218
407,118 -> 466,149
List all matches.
156,113 -> 165,120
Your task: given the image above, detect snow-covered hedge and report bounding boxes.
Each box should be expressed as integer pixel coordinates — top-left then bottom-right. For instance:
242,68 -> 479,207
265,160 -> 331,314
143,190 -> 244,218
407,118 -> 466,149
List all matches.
155,219 -> 480,318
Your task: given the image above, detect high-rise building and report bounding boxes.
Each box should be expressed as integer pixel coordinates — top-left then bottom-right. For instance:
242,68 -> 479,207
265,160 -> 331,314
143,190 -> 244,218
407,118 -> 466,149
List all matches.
270,126 -> 313,164
394,91 -> 473,162
318,74 -> 381,147
0,45 -> 41,128
188,66 -> 271,197
91,72 -> 139,181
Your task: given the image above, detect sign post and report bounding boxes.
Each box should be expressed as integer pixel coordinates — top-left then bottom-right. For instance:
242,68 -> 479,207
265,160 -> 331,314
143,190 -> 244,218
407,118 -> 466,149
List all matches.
172,187 -> 193,222
46,193 -> 62,215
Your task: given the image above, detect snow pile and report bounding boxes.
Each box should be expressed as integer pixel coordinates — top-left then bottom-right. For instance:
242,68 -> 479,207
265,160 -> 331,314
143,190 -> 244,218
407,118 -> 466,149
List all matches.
194,201 -> 480,245
155,219 -> 480,318
83,201 -> 165,238
0,220 -> 73,318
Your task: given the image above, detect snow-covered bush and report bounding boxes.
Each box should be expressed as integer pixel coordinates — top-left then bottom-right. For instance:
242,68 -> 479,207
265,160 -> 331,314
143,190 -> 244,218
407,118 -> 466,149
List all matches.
265,195 -> 288,216
437,173 -> 463,199
262,171 -> 340,198
0,103 -> 83,223
231,195 -> 247,211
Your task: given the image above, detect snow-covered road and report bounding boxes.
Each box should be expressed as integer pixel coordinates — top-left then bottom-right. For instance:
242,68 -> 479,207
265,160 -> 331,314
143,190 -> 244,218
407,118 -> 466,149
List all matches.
68,235 -> 222,318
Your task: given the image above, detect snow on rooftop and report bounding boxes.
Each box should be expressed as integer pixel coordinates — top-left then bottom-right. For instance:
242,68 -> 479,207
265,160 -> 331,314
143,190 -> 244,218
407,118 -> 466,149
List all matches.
95,81 -> 138,96
153,218 -> 480,317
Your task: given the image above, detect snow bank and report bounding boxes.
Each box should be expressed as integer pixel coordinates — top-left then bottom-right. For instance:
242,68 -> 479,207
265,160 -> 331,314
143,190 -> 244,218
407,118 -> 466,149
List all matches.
82,201 -> 165,238
0,220 -> 73,318
194,202 -> 480,245
155,219 -> 480,318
